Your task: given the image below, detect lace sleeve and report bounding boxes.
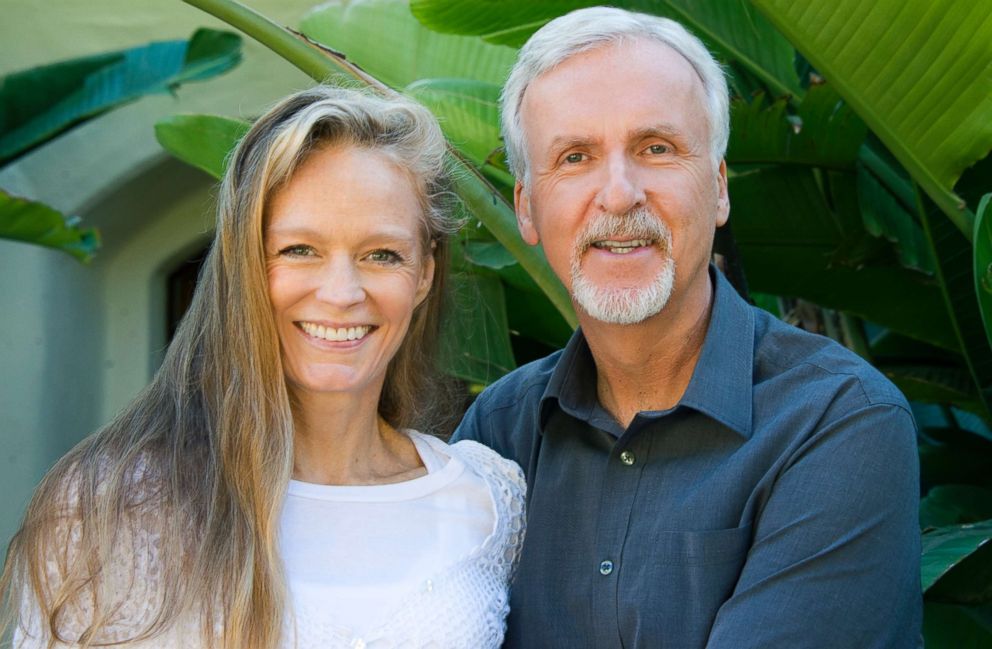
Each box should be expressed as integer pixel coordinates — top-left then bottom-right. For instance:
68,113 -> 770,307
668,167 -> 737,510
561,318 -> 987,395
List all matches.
12,477 -> 180,648
14,511 -> 93,648
450,441 -> 527,583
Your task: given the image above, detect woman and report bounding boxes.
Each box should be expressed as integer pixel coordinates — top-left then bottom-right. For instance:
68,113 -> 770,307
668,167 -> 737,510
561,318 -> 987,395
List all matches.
1,86 -> 525,648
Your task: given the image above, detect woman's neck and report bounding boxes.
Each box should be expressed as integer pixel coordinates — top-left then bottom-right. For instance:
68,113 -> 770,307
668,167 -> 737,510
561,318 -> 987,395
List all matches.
290,389 -> 424,485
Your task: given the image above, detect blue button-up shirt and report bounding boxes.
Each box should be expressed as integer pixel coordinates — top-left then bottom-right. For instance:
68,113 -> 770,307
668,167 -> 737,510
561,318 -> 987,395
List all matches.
453,268 -> 922,648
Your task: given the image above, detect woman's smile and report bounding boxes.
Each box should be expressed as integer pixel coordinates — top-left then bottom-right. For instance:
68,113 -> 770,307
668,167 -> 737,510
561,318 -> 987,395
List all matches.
297,321 -> 376,344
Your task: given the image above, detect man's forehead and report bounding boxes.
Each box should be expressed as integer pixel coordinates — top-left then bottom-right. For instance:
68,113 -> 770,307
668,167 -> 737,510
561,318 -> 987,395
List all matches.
519,40 -> 706,145
526,38 -> 701,99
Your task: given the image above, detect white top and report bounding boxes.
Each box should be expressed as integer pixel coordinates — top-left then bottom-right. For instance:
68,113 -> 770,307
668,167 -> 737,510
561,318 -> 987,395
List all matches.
16,434 -> 527,649
281,431 -> 525,647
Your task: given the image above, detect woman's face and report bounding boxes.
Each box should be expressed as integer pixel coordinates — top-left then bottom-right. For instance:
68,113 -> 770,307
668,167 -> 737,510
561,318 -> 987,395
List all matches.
265,145 -> 434,401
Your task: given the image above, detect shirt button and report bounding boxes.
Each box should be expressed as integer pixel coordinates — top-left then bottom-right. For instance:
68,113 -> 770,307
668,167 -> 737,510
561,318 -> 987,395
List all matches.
599,559 -> 614,575
620,450 -> 636,466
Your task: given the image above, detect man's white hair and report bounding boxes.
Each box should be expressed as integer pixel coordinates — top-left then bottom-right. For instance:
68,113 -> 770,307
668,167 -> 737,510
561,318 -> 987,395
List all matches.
501,6 -> 730,184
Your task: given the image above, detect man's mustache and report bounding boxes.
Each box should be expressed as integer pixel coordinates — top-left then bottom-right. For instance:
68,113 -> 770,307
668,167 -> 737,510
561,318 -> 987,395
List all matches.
575,208 -> 671,253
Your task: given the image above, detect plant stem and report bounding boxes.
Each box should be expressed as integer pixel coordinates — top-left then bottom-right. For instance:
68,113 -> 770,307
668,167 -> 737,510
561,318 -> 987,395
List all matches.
448,152 -> 576,327
183,0 -> 345,83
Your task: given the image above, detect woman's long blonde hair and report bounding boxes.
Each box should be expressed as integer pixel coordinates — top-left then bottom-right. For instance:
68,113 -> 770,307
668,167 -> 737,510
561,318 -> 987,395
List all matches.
0,86 -> 457,648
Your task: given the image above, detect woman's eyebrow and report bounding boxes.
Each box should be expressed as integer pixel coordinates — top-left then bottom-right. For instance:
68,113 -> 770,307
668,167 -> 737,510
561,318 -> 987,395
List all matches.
265,225 -> 322,238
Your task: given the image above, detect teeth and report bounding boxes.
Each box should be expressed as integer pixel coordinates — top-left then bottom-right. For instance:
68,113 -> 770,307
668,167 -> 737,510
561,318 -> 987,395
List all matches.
299,322 -> 372,342
592,239 -> 653,253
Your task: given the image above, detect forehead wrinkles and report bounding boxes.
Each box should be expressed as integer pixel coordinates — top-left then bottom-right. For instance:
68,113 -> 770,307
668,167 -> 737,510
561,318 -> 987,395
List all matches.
519,40 -> 710,162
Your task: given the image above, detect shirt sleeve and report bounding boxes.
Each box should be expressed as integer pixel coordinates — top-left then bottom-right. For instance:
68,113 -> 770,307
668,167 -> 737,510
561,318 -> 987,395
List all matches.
704,403 -> 923,649
13,514 -> 88,649
450,393 -> 490,446
13,492 -> 173,648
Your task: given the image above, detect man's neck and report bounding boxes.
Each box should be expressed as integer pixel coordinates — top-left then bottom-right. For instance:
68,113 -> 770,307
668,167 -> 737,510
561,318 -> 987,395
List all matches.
581,275 -> 715,428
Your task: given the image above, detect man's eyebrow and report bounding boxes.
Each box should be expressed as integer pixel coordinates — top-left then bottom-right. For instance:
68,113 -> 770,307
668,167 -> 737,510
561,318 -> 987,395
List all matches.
630,124 -> 682,140
545,124 -> 684,153
545,135 -> 597,155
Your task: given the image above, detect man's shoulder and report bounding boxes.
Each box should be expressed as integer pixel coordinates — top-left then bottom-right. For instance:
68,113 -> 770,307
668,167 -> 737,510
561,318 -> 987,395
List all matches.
472,348 -> 566,414
452,349 -> 566,459
751,306 -> 910,414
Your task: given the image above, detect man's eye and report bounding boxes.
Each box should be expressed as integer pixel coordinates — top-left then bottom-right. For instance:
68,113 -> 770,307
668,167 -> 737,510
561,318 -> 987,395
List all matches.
647,144 -> 670,155
564,152 -> 586,164
368,249 -> 403,264
279,244 -> 315,257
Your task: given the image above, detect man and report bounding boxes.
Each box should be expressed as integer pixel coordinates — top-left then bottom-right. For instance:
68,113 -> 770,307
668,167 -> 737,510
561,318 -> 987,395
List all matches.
452,7 -> 922,648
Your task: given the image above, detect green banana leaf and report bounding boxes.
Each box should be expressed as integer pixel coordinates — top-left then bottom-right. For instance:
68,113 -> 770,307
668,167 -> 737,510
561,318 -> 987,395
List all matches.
0,28 -> 242,165
729,165 -> 954,349
822,167 -> 919,274
405,78 -> 502,170
727,83 -> 866,169
921,485 -> 992,530
463,239 -> 516,270
462,238 -> 573,349
973,193 -> 992,351
410,0 -> 802,97
727,83 -> 933,272
300,0 -> 517,89
439,269 -> 516,384
884,365 -> 983,417
504,280 -> 573,351
923,602 -> 992,649
918,427 -> 992,493
919,188 -> 992,420
871,330 -> 954,363
922,519 -> 992,604
858,163 -> 935,273
750,0 -> 992,238
0,189 -> 100,262
409,0 -> 580,48
155,114 -> 251,178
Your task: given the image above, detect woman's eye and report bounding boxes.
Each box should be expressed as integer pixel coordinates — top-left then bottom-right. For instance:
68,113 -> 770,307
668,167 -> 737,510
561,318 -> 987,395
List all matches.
367,249 -> 403,264
278,244 -> 315,257
647,144 -> 670,155
563,152 -> 586,164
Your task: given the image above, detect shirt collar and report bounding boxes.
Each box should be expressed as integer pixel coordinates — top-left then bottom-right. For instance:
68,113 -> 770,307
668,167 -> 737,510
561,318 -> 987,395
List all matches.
540,266 -> 755,438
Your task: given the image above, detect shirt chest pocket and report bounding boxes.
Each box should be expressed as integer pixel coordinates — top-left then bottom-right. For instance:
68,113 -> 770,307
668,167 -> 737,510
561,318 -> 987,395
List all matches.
618,524 -> 752,648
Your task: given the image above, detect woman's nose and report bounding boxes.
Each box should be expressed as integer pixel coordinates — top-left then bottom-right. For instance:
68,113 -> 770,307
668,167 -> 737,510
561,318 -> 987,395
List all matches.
314,258 -> 366,307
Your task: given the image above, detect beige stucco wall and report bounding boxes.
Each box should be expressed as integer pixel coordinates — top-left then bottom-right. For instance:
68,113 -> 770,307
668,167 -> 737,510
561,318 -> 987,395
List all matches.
0,0 -> 323,547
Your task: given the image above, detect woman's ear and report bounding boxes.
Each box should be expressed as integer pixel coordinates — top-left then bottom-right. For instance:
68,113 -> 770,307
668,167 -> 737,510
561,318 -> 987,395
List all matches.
414,241 -> 437,307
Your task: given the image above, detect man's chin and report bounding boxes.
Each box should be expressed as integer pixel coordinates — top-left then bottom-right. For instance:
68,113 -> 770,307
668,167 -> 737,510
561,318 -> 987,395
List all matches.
569,259 -> 676,325
572,283 -> 671,325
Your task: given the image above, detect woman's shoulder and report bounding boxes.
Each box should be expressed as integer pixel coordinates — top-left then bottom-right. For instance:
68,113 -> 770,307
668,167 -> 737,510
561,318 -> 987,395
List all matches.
410,432 -> 527,580
412,431 -> 526,497
420,433 -> 526,549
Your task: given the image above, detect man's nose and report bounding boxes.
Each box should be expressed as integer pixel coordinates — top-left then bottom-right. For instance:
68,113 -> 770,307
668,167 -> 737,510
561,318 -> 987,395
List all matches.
595,154 -> 646,214
314,257 -> 366,307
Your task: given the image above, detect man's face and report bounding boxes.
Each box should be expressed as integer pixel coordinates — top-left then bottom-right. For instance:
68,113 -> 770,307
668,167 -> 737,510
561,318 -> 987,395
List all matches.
514,39 -> 729,326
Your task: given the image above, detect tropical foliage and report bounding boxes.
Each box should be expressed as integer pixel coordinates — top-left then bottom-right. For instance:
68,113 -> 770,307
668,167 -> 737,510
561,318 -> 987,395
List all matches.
0,28 -> 243,261
165,0 -> 992,644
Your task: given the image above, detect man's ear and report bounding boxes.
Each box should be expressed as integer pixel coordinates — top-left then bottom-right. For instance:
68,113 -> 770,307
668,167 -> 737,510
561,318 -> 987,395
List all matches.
514,181 -> 540,245
715,159 -> 730,228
